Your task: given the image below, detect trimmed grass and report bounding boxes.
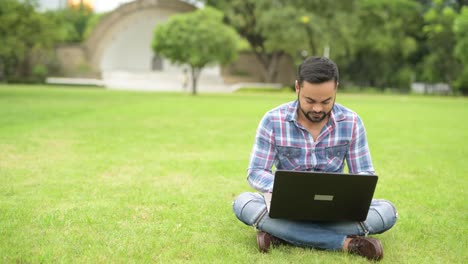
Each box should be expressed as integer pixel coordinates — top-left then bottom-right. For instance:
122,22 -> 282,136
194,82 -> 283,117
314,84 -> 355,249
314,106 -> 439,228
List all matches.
0,85 -> 467,263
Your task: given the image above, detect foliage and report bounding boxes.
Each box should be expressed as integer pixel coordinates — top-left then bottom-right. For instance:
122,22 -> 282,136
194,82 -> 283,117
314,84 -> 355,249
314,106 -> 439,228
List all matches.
205,0 -> 467,94
419,0 -> 460,86
83,12 -> 106,41
205,0 -> 299,83
254,0 -> 357,67
207,0 -> 416,89
205,0 -> 383,84
339,0 -> 422,90
286,0 -> 358,62
45,4 -> 95,43
152,7 -> 239,95
453,7 -> 468,94
0,0 -> 64,82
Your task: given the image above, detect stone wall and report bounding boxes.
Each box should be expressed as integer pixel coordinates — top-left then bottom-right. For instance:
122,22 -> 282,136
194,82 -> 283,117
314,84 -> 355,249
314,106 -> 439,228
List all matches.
411,82 -> 452,95
55,44 -> 97,78
222,52 -> 296,86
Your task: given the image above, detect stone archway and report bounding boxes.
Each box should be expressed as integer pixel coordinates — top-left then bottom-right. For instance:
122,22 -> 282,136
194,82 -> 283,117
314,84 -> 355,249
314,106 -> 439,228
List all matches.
84,0 -> 226,92
86,0 -> 195,73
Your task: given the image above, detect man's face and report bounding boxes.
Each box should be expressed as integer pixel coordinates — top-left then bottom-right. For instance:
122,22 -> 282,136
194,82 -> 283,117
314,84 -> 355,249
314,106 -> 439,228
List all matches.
295,80 -> 337,123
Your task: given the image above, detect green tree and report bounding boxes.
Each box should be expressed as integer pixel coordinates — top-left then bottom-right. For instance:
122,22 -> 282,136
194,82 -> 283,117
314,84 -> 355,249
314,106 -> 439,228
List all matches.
151,7 -> 239,95
254,1 -> 355,67
253,4 -> 311,80
208,0 -> 287,83
83,12 -> 106,41
341,0 -> 422,90
420,0 -> 459,85
453,6 -> 468,94
205,0 -> 361,83
46,4 -> 94,43
0,0 -> 64,82
287,0 -> 358,62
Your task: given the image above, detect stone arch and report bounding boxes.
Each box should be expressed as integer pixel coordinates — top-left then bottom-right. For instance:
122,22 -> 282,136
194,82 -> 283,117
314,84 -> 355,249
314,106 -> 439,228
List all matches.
85,0 -> 196,74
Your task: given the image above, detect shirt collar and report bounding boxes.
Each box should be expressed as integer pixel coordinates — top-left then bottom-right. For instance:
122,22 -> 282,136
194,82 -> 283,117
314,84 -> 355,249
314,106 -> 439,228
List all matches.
331,103 -> 346,122
287,100 -> 299,122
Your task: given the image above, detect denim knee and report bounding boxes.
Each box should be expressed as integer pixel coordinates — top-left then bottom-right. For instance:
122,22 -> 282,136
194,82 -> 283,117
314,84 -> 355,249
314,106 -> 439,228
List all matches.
366,199 -> 398,234
232,192 -> 266,226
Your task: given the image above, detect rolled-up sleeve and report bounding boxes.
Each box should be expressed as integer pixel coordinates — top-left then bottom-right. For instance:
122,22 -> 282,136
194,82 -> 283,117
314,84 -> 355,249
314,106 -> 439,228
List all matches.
247,113 -> 277,192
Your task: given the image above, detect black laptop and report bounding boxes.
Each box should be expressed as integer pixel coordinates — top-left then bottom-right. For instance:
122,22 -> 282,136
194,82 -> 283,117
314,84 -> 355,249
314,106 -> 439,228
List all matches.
263,170 -> 378,221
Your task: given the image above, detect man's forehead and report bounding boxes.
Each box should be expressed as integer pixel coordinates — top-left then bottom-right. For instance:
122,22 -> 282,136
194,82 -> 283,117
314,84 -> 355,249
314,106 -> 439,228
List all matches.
300,86 -> 335,98
301,94 -> 334,102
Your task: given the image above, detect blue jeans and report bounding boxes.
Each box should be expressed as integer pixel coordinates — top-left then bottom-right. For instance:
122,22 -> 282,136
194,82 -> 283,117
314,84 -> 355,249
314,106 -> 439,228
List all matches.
233,192 -> 398,250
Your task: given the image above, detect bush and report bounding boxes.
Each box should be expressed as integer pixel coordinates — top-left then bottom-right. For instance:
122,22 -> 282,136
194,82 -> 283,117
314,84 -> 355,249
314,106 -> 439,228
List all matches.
0,0 -> 64,83
32,64 -> 48,83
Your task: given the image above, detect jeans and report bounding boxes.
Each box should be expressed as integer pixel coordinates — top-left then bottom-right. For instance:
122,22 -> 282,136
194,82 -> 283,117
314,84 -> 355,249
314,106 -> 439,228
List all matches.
233,192 -> 398,250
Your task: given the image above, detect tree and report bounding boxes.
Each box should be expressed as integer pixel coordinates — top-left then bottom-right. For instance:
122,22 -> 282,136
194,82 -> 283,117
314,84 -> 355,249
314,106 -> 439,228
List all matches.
151,7 -> 239,95
419,0 -> 460,85
340,0 -> 423,90
253,4 -> 312,81
254,1 -> 355,69
45,4 -> 95,43
286,0 -> 358,62
205,0 -> 306,83
205,0 -> 359,83
206,0 -> 285,83
453,6 -> 468,94
83,12 -> 106,41
0,0 -> 65,82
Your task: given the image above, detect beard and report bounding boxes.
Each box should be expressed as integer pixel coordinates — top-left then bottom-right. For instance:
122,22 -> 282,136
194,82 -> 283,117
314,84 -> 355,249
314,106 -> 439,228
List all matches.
298,99 -> 334,123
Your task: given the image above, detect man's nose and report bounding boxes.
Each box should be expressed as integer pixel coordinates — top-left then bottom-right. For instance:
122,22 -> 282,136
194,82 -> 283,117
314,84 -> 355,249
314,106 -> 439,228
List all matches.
312,104 -> 323,112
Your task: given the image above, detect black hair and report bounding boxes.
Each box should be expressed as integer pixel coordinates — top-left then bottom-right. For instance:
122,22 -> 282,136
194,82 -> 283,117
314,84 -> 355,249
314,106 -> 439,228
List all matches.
297,56 -> 339,86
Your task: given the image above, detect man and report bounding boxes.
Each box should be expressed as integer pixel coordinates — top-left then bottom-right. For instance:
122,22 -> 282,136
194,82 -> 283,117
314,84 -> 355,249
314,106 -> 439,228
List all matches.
232,56 -> 397,261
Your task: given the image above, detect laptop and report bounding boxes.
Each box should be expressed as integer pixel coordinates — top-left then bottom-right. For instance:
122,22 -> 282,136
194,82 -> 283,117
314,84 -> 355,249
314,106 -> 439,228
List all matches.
263,170 -> 378,221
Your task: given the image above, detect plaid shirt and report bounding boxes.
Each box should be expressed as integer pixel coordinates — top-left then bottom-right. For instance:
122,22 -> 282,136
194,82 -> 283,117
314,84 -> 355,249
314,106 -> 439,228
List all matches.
247,100 -> 375,192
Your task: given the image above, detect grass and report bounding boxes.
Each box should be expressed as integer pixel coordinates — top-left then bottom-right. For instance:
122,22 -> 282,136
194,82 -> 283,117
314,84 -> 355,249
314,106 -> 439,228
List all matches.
0,84 -> 467,263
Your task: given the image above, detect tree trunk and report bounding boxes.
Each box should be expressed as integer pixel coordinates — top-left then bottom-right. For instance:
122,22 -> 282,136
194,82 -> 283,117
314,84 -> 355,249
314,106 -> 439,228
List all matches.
252,51 -> 283,83
0,57 -> 4,81
190,66 -> 202,95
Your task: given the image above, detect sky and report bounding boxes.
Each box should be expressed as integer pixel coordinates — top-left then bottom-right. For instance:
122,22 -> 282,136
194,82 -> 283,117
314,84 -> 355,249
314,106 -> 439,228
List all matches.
94,0 -> 134,13
37,0 -> 136,13
38,0 -> 201,12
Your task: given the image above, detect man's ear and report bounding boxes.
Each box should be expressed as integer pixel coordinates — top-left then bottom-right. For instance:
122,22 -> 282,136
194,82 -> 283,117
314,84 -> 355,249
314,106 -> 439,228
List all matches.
295,80 -> 300,94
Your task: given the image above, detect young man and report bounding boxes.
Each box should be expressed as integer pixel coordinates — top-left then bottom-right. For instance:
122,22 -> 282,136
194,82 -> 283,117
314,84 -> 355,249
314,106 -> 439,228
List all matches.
232,57 -> 398,261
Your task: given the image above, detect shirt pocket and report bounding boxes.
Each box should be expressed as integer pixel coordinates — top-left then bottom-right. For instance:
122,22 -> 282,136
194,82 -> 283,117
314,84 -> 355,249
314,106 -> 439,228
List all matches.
276,146 -> 303,170
324,143 -> 349,171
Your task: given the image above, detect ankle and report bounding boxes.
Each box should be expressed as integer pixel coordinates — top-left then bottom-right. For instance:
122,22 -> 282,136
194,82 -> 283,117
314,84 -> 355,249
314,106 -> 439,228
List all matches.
343,237 -> 352,251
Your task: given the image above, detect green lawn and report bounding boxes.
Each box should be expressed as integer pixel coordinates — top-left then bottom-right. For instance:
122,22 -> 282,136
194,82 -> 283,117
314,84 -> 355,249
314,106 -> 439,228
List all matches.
0,85 -> 467,263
